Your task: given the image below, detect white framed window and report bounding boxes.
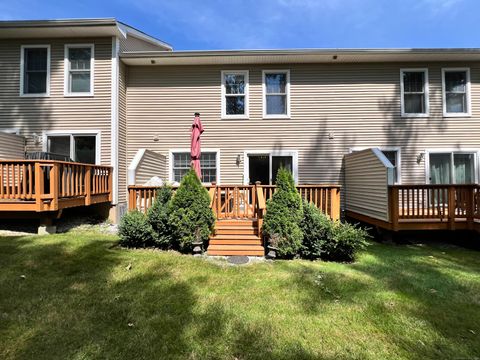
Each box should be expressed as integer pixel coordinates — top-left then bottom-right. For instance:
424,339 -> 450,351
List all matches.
263,70 -> 290,118
442,68 -> 471,117
64,44 -> 94,96
350,147 -> 402,184
400,68 -> 429,117
243,150 -> 298,185
221,70 -> 249,119
425,149 -> 479,184
43,130 -> 101,164
169,149 -> 220,184
20,45 -> 50,97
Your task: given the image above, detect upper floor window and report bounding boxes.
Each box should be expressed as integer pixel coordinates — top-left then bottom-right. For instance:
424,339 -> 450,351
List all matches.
400,69 -> 429,117
221,71 -> 249,119
20,45 -> 50,96
263,70 -> 290,118
442,68 -> 471,117
65,44 -> 94,96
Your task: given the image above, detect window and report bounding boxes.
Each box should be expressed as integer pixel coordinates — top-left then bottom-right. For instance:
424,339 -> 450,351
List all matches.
400,69 -> 429,117
65,44 -> 94,95
171,151 -> 219,183
20,45 -> 50,96
428,151 -> 477,184
263,70 -> 290,118
221,71 -> 248,119
245,151 -> 298,185
46,133 -> 99,164
442,68 -> 470,116
381,150 -> 400,183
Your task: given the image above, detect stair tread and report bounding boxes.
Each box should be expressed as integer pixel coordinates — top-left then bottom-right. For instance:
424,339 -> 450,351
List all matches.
210,234 -> 261,240
208,245 -> 264,250
210,240 -> 262,245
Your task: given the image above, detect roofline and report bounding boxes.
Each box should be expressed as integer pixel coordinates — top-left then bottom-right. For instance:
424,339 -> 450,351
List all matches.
117,21 -> 173,51
0,18 -> 118,28
0,18 -> 173,50
121,47 -> 480,59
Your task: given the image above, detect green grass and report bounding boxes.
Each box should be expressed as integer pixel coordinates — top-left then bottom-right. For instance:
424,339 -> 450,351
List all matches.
0,232 -> 479,360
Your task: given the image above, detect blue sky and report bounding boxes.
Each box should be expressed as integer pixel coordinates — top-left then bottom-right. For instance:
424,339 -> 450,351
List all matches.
1,0 -> 478,50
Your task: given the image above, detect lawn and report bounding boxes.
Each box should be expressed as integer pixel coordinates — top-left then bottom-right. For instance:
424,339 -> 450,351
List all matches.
0,232 -> 479,360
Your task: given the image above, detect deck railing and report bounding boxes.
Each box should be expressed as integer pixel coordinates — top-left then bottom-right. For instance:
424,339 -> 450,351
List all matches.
389,184 -> 480,230
128,183 -> 341,220
0,160 -> 112,212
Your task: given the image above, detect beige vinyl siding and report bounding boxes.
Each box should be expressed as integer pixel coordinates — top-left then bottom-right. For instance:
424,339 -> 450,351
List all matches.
0,133 -> 25,159
0,37 -> 112,165
120,36 -> 166,53
345,149 -> 393,221
129,149 -> 167,185
126,62 -> 480,193
117,60 -> 128,203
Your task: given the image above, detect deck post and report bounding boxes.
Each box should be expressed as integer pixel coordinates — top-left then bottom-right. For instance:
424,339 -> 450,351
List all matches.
389,186 -> 399,231
108,167 -> 113,202
128,187 -> 136,211
50,163 -> 59,211
34,163 -> 44,212
330,187 -> 341,221
85,166 -> 92,206
448,185 -> 456,230
466,186 -> 474,230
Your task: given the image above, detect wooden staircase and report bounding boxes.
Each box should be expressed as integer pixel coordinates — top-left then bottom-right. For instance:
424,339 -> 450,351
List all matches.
207,219 -> 265,256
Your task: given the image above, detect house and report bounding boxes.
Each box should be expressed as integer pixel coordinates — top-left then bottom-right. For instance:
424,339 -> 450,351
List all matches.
1,18 -> 479,251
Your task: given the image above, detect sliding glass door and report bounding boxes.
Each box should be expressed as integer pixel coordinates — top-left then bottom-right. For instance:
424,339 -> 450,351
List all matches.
246,152 -> 296,185
429,152 -> 476,184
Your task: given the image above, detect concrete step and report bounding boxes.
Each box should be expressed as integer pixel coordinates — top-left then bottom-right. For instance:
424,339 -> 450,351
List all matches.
207,244 -> 265,256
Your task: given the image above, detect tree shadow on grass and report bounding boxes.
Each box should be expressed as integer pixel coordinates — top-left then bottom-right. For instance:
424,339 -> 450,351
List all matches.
1,235 -> 326,360
285,243 -> 480,359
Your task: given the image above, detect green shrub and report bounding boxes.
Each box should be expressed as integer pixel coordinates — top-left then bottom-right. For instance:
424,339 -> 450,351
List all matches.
169,169 -> 215,253
300,201 -> 332,260
147,185 -> 173,249
118,210 -> 154,248
323,221 -> 369,262
263,168 -> 303,258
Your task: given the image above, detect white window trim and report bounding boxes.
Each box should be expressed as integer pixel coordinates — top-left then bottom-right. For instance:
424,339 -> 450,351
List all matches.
262,69 -> 291,119
168,148 -> 221,185
64,44 -> 95,97
243,150 -> 299,185
424,148 -> 479,184
349,146 -> 402,184
400,68 -> 429,118
20,45 -> 51,97
221,70 -> 249,120
42,130 -> 101,165
441,67 -> 471,117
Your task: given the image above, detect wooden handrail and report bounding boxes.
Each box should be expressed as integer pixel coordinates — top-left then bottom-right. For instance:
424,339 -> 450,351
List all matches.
0,160 -> 112,212
388,184 -> 480,230
128,183 -> 342,221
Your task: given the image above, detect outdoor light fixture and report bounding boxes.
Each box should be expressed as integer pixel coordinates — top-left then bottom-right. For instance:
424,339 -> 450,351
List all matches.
328,132 -> 334,139
236,154 -> 241,166
417,153 -> 425,164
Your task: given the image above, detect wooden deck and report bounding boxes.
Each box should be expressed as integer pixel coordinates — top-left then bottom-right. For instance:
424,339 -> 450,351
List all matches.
348,184 -> 480,232
128,183 -> 341,256
0,160 -> 113,215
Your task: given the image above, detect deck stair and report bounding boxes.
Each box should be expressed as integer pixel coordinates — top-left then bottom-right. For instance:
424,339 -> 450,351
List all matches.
207,219 -> 265,256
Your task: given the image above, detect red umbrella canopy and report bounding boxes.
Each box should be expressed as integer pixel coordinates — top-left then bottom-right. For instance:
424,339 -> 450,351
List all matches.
190,112 -> 204,179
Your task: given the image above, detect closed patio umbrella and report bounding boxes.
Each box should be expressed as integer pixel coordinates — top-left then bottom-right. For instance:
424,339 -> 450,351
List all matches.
190,112 -> 204,179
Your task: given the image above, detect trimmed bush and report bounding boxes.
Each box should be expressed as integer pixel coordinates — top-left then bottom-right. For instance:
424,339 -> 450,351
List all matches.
118,210 -> 154,248
147,185 -> 173,249
300,201 -> 332,260
169,169 -> 215,253
323,221 -> 369,262
263,168 -> 303,258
